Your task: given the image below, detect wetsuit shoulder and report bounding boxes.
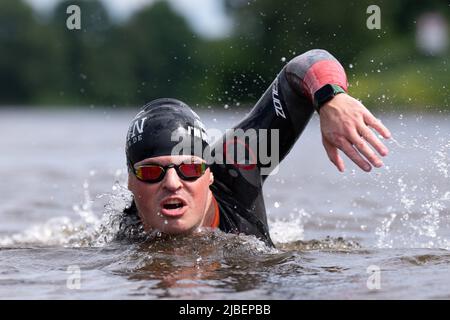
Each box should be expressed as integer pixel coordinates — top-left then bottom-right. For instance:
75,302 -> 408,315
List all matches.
210,163 -> 274,246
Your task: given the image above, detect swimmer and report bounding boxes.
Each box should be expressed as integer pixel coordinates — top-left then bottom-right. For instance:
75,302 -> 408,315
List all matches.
124,49 -> 391,246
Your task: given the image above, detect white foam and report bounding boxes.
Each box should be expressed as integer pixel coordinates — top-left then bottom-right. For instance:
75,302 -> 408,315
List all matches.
0,180 -> 133,248
269,210 -> 310,244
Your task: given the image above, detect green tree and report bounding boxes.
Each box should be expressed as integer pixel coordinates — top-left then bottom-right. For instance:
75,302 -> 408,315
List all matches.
0,0 -> 57,104
49,0 -> 115,105
121,1 -> 205,106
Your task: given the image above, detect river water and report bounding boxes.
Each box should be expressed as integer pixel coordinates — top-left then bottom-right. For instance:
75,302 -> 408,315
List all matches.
0,108 -> 449,299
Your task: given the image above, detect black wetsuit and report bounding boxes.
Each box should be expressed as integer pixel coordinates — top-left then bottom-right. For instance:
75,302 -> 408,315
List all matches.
124,49 -> 348,247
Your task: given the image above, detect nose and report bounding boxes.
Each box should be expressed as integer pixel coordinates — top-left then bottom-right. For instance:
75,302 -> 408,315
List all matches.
161,167 -> 183,191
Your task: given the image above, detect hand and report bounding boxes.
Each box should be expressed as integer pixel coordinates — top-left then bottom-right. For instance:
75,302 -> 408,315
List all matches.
319,93 -> 391,172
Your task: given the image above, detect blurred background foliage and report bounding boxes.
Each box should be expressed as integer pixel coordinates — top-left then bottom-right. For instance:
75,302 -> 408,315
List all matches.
0,0 -> 448,110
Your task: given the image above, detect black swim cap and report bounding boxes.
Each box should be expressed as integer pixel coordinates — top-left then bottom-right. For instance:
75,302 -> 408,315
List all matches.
126,98 -> 209,169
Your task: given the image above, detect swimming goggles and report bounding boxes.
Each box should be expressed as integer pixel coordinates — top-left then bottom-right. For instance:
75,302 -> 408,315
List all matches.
133,163 -> 209,183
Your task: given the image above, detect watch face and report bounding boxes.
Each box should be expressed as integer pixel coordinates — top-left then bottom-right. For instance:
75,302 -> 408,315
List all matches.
314,84 -> 344,109
321,85 -> 334,98
316,84 -> 334,105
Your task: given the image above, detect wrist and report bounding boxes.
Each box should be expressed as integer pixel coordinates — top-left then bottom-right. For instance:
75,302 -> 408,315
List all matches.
314,84 -> 346,112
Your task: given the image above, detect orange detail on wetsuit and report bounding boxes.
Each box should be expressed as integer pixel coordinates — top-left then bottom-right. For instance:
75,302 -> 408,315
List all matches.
211,196 -> 220,228
302,59 -> 348,101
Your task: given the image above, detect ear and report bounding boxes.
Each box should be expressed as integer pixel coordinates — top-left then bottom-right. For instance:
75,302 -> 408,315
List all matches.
128,172 -> 136,190
209,171 -> 214,185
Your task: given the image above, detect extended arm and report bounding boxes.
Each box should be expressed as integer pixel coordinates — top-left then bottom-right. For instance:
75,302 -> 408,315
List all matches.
228,48 -> 390,175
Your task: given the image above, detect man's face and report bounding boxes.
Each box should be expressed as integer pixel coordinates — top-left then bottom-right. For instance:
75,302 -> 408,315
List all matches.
128,155 -> 214,234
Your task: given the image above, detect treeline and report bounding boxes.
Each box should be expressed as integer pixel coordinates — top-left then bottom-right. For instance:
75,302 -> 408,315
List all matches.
0,0 -> 448,109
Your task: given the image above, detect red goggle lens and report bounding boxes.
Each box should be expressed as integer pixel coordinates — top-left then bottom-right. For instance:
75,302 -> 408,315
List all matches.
135,165 -> 164,181
178,163 -> 206,178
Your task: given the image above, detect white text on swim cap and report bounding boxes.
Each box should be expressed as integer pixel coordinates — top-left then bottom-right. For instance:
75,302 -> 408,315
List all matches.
127,117 -> 147,145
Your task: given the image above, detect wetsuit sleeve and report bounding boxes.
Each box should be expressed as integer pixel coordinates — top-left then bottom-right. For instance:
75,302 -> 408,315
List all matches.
231,49 -> 349,178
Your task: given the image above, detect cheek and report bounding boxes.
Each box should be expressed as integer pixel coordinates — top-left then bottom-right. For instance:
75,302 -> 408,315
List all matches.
186,177 -> 210,204
128,176 -> 158,204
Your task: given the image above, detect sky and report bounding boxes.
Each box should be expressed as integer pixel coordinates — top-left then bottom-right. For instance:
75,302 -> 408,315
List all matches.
24,0 -> 233,38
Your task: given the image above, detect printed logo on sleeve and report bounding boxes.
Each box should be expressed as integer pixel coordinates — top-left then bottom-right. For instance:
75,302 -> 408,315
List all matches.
272,78 -> 286,119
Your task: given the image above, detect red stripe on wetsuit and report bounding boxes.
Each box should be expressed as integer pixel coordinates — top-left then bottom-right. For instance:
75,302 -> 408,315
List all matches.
301,60 -> 349,102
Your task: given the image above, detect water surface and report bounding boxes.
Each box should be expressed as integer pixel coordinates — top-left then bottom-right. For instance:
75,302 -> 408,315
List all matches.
1,108 -> 449,299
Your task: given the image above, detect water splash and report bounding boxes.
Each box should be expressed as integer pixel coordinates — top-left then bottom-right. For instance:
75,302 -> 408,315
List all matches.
374,125 -> 450,250
0,179 -> 133,247
269,210 -> 310,244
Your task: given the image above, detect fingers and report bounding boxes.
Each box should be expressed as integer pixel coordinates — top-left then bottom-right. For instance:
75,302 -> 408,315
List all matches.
336,137 -> 372,172
359,126 -> 389,157
349,129 -> 383,168
323,138 -> 345,172
364,113 -> 391,139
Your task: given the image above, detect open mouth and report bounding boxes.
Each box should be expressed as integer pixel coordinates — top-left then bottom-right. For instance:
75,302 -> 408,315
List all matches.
163,201 -> 184,210
160,198 -> 187,217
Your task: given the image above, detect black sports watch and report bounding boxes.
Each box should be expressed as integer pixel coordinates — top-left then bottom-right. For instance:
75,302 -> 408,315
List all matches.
313,84 -> 346,112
